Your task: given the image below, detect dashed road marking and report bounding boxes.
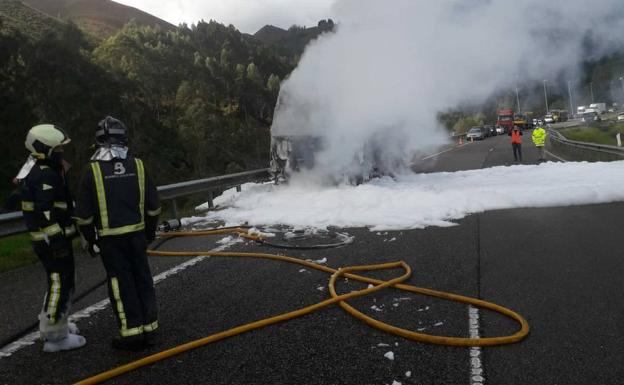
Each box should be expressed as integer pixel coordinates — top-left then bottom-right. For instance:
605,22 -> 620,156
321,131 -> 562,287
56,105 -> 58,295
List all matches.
469,306 -> 485,385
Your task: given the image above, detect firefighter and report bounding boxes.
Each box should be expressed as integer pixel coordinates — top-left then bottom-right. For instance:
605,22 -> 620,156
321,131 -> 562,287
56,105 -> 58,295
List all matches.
18,124 -> 86,352
74,116 -> 161,350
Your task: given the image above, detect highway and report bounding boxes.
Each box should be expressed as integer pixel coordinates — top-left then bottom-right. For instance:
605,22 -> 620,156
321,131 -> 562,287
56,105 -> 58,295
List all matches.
1,133 -> 623,385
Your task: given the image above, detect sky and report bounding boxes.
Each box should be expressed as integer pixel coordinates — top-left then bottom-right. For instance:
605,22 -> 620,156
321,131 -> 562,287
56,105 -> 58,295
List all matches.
114,0 -> 336,33
188,161 -> 624,231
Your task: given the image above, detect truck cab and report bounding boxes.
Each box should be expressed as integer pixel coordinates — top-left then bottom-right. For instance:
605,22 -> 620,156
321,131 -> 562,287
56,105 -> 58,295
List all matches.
496,109 -> 515,132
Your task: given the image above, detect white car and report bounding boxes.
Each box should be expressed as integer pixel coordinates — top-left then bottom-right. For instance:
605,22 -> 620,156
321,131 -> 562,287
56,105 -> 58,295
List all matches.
496,126 -> 505,134
618,112 -> 624,121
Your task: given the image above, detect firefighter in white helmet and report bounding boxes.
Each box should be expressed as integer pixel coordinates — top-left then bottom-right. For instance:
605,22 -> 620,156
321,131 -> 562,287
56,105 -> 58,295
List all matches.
18,124 -> 86,352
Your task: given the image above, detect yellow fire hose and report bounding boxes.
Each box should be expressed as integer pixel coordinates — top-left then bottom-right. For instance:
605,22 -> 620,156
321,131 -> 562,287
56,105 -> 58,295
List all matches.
73,229 -> 529,385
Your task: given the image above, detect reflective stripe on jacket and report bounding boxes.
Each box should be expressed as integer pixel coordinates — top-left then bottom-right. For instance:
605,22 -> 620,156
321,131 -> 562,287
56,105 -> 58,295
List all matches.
532,127 -> 547,147
20,162 -> 74,244
74,156 -> 160,238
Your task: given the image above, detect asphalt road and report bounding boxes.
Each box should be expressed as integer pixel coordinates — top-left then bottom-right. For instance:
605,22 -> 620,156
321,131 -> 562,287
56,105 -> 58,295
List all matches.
1,133 -> 623,385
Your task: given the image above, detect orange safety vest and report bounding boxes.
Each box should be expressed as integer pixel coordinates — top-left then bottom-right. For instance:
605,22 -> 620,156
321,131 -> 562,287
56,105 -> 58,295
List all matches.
511,130 -> 522,144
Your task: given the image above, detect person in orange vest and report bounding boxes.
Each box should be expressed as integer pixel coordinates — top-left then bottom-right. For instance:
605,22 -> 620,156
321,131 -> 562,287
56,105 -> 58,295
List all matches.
508,125 -> 523,162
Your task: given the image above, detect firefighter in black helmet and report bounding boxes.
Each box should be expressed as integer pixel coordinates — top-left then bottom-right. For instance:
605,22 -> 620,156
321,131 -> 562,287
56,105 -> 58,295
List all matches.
18,124 -> 87,352
74,116 -> 161,350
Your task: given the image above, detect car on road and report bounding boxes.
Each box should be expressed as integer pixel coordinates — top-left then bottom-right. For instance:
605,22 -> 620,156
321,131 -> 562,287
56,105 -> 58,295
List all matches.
618,112 -> 624,121
466,126 -> 486,141
484,125 -> 497,136
496,125 -> 506,135
581,111 -> 601,123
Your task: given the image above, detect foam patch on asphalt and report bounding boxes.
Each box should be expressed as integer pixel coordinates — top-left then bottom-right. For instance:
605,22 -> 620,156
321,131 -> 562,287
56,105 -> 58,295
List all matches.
194,161 -> 624,231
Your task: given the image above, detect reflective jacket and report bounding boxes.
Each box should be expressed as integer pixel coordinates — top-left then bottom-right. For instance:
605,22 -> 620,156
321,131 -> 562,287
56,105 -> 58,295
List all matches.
20,160 -> 76,244
532,127 -> 547,147
509,129 -> 523,144
74,155 -> 160,242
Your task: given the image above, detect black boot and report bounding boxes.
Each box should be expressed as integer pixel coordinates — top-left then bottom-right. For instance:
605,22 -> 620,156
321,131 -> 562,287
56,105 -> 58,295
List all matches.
112,335 -> 146,351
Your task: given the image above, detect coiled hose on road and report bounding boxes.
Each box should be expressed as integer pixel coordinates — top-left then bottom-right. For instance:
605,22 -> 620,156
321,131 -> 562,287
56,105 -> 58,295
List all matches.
74,228 -> 529,385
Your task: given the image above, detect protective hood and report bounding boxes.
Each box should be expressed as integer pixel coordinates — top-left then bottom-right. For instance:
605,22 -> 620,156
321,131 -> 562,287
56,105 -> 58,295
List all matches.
90,145 -> 129,161
14,155 -> 37,182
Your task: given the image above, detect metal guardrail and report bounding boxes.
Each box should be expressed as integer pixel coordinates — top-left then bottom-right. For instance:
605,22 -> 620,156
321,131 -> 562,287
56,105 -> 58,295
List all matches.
548,129 -> 624,162
0,212 -> 26,239
0,168 -> 271,239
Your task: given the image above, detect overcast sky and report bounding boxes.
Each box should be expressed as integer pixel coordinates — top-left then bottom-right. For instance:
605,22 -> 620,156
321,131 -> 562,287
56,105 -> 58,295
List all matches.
114,0 -> 336,34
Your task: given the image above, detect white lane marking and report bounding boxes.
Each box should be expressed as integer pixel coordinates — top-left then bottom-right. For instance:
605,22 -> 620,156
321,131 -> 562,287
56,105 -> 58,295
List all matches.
421,144 -> 466,161
469,306 -> 485,385
545,150 -> 567,162
0,242 -> 234,359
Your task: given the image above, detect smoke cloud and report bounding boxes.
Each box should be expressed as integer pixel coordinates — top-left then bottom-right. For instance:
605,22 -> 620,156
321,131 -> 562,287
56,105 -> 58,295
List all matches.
271,0 -> 624,182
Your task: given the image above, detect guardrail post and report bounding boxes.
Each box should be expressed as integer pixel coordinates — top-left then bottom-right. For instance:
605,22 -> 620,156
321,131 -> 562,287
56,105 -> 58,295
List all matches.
236,185 -> 242,192
172,199 -> 179,219
208,191 -> 214,209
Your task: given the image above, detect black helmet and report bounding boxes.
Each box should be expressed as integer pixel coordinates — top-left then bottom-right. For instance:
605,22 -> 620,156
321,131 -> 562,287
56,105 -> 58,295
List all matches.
96,116 -> 128,146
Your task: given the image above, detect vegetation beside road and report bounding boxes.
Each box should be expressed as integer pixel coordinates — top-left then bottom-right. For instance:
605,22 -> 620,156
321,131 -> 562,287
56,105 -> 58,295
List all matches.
560,123 -> 624,146
0,234 -> 37,273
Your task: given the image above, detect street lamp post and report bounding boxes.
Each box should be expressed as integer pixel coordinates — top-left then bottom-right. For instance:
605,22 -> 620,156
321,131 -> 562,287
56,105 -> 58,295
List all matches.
590,82 -> 594,103
543,80 -> 549,114
619,77 -> 624,106
515,84 -> 521,113
568,81 -> 574,116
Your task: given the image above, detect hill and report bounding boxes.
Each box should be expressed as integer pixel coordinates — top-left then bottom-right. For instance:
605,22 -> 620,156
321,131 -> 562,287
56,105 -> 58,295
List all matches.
253,19 -> 335,57
21,0 -> 174,37
0,0 -> 65,38
254,25 -> 289,44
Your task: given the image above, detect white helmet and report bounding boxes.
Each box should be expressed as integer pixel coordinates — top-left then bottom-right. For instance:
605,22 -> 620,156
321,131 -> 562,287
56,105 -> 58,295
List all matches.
25,124 -> 71,158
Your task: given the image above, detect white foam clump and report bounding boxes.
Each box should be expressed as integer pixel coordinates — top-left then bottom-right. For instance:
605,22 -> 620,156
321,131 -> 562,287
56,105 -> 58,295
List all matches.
197,162 -> 624,231
384,351 -> 395,361
216,236 -> 244,246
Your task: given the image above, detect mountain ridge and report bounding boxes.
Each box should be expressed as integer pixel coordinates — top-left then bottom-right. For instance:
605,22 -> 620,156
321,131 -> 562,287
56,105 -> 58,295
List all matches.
21,0 -> 174,37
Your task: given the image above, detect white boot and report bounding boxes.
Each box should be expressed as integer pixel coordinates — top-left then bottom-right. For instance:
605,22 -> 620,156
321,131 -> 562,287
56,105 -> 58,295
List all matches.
68,322 -> 79,334
43,334 -> 86,353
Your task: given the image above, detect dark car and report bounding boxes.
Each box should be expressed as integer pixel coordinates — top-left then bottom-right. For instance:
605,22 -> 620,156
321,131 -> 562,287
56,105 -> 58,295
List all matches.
485,125 -> 497,136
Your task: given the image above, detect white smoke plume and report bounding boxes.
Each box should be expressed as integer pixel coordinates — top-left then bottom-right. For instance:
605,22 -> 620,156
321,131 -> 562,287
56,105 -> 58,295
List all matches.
271,0 -> 624,182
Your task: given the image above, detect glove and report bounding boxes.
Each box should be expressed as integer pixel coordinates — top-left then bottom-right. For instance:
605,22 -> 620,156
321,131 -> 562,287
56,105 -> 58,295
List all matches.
87,242 -> 101,259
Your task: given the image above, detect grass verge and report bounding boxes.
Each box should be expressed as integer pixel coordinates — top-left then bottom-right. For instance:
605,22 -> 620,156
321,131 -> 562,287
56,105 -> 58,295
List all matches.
0,233 -> 37,273
561,123 -> 624,146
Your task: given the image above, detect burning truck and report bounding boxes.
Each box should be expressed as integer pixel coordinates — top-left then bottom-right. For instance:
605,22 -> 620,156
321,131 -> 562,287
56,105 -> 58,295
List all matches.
269,130 -> 410,184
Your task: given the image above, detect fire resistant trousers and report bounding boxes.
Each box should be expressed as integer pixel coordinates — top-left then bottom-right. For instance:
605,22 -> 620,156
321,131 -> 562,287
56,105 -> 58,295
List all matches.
99,231 -> 158,339
34,241 -> 75,341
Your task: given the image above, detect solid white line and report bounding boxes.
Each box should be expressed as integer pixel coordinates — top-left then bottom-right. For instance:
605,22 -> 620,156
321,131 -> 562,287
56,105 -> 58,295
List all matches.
545,150 -> 567,162
468,306 -> 485,385
0,241 -> 234,359
421,144 -> 466,161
